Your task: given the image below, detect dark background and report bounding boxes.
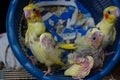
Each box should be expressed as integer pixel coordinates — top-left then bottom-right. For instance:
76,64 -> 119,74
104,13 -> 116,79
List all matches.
0,0 -> 10,33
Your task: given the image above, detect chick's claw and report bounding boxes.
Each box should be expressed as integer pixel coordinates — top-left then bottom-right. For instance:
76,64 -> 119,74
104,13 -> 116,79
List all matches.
44,67 -> 53,76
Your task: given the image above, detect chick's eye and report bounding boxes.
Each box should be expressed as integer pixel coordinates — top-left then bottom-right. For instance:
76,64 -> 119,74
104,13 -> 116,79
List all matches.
92,36 -> 96,41
32,8 -> 36,12
107,10 -> 111,14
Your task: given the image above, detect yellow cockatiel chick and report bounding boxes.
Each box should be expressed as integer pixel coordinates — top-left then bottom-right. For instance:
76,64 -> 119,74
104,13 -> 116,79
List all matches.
96,6 -> 120,48
23,3 -> 46,47
23,4 -> 65,75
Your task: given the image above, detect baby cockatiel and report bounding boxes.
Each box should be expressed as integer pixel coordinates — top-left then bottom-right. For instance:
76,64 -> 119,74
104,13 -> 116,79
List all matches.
96,6 -> 120,48
75,27 -> 105,52
86,27 -> 105,49
23,3 -> 46,48
29,33 -> 65,75
23,3 -> 46,64
64,56 -> 94,80
71,28 -> 105,68
24,4 -> 64,75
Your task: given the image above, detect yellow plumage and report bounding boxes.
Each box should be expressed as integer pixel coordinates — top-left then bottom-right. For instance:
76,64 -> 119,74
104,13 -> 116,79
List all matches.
75,27 -> 104,52
23,4 -> 46,47
30,33 -> 65,66
68,28 -> 104,69
64,56 -> 94,79
96,6 -> 119,48
23,4 -> 64,75
58,43 -> 76,50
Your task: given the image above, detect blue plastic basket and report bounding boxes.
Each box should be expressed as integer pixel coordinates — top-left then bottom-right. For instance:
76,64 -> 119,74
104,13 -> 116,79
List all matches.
6,0 -> 120,80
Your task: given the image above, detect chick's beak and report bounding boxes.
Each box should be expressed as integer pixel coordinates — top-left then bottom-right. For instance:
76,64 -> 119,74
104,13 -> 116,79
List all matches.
24,10 -> 31,19
114,9 -> 120,17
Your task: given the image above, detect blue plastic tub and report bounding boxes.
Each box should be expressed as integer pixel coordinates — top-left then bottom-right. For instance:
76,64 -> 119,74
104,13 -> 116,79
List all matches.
6,0 -> 120,80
